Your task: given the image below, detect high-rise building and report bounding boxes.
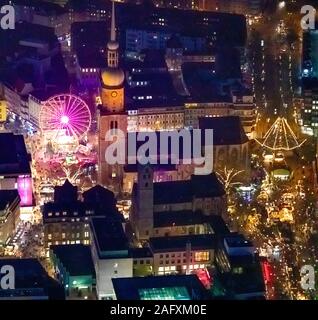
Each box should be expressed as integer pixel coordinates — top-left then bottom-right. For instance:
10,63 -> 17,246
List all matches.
300,30 -> 318,136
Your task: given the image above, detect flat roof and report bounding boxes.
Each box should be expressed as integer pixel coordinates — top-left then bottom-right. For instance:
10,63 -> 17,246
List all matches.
90,217 -> 129,256
0,258 -> 47,289
0,190 -> 20,211
0,133 -> 31,176
50,245 -> 95,277
224,234 -> 253,248
149,234 -> 216,252
112,274 -> 210,300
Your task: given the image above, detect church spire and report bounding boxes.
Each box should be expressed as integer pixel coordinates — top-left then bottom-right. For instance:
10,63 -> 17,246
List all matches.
110,0 -> 116,42
107,0 -> 119,68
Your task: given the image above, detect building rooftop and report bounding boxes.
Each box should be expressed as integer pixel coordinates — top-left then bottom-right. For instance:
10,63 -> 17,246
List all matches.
0,133 -> 31,176
43,184 -> 120,220
205,216 -> 231,236
77,52 -> 107,69
0,258 -> 64,299
153,210 -> 206,228
30,88 -> 63,101
149,234 -> 216,252
112,274 -> 210,300
129,247 -> 153,259
83,185 -> 117,215
90,216 -> 129,257
116,2 -> 246,48
224,234 -> 253,248
153,173 -> 225,205
54,180 -> 78,204
6,0 -> 67,15
199,116 -> 249,145
124,163 -> 176,173
0,190 -> 20,212
50,245 -> 95,277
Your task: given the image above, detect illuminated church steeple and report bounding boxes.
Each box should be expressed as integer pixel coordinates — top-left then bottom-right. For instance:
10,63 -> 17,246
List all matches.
100,0 -> 125,112
107,0 -> 119,68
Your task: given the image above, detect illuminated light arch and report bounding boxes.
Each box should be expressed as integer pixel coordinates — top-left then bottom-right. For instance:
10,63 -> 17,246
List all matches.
256,117 -> 306,151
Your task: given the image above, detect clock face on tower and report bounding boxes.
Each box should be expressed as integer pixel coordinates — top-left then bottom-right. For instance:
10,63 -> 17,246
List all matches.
111,91 -> 118,98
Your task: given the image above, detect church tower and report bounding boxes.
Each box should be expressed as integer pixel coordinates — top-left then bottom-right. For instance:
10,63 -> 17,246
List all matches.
98,1 -> 127,192
100,1 -> 125,111
134,164 -> 154,240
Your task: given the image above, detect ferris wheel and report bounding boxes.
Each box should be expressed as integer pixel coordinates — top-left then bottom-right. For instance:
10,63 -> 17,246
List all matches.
39,94 -> 91,142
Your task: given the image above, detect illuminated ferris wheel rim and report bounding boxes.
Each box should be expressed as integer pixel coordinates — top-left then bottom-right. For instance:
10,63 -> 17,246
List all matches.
39,94 -> 91,141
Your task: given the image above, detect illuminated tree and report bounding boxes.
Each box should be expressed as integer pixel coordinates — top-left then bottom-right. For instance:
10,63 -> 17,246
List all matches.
216,167 -> 244,193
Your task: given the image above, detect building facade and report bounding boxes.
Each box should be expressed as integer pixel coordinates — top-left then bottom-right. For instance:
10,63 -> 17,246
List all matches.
0,190 -> 20,246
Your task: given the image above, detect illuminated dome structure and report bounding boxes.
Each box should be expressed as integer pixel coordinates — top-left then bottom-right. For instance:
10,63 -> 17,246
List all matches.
256,117 -> 305,151
101,67 -> 125,88
39,94 -> 91,152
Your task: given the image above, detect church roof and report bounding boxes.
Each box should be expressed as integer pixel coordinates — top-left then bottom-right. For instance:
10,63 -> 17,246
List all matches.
153,173 -> 225,205
199,116 -> 249,145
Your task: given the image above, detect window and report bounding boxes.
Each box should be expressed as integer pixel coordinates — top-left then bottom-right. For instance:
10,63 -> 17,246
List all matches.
84,231 -> 89,238
140,260 -> 144,265
233,267 -> 244,274
194,251 -> 210,262
62,233 -> 65,239
146,260 -> 150,265
133,261 -> 137,265
48,234 -> 52,240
